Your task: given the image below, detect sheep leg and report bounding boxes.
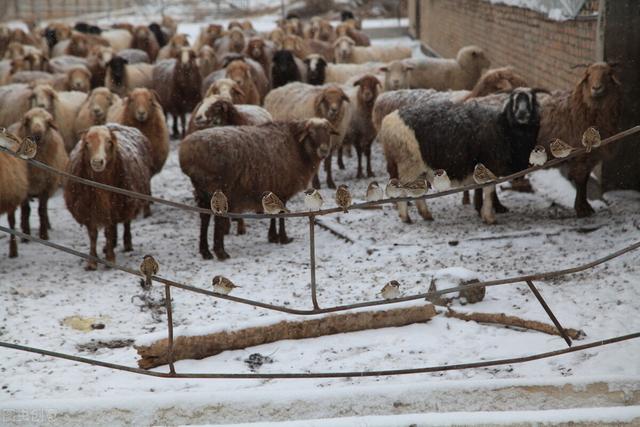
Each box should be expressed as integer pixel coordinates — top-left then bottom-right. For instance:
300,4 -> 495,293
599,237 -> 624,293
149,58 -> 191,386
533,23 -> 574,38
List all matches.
324,151 -> 336,189
8,210 -> 18,258
104,223 -> 116,264
123,222 -> 133,252
365,143 -> 374,178
180,113 -> 186,138
571,166 -> 595,218
278,217 -> 293,244
171,114 -> 179,138
213,215 -> 230,260
355,142 -> 364,179
37,195 -> 49,240
236,219 -> 246,235
86,225 -> 98,270
398,201 -> 412,224
462,191 -> 470,205
20,199 -> 31,242
416,199 -> 434,221
199,212 -> 214,259
268,219 -> 278,243
480,186 -> 497,225
337,146 -> 345,170
493,192 -> 509,214
474,189 -> 483,213
312,174 -> 321,189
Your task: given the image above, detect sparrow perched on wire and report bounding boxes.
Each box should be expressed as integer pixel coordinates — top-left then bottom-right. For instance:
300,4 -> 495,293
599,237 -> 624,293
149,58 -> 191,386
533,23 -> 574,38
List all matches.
582,126 -> 601,153
335,184 -> 352,212
473,163 -> 497,184
404,177 -> 428,198
385,178 -> 405,198
432,169 -> 451,192
380,280 -> 401,300
16,137 -> 37,160
262,191 -> 289,214
139,254 -> 159,291
529,145 -> 548,166
212,275 -> 240,295
304,188 -> 323,211
550,138 -> 574,158
365,181 -> 384,202
210,190 -> 228,215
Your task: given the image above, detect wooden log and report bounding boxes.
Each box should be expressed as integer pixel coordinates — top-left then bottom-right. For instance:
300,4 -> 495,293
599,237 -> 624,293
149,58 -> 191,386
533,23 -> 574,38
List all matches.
445,308 -> 585,340
136,303 -> 437,369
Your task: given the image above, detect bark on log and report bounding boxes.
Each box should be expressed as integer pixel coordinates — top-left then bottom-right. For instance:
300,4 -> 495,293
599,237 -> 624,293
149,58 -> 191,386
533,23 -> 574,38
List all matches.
445,309 -> 585,340
136,303 -> 437,369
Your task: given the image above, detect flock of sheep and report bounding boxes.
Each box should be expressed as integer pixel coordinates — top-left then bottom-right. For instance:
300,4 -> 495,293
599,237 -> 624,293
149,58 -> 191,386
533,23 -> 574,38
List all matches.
0,11 -> 623,268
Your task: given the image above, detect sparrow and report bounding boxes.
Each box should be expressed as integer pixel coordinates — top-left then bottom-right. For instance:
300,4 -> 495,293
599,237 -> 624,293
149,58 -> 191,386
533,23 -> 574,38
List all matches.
210,190 -> 228,215
582,126 -> 601,153
529,145 -> 548,166
550,138 -> 574,158
385,178 -> 405,198
262,191 -> 289,214
0,127 -> 21,150
303,188 -> 323,211
380,280 -> 401,300
403,177 -> 428,198
432,169 -> 451,192
212,275 -> 240,295
335,184 -> 352,212
365,181 -> 384,202
139,254 -> 159,291
16,137 -> 37,160
473,163 -> 497,184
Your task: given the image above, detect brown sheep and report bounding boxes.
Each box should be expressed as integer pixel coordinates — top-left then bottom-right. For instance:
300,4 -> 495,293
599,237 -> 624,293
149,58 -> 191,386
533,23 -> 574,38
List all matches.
193,24 -> 224,52
223,59 -> 262,105
0,135 -> 28,258
197,45 -> 218,79
187,94 -> 272,134
214,28 -> 245,57
64,124 -> 152,270
153,48 -> 202,137
86,45 -> 113,88
282,35 -> 335,62
537,62 -> 622,217
107,88 -> 169,176
8,108 -> 68,241
75,87 -> 121,136
131,25 -> 159,62
10,66 -> 91,93
179,118 -> 334,259
243,37 -> 273,80
156,33 -> 190,60
204,78 -> 247,104
268,28 -> 285,48
264,82 -> 351,188
335,23 -> 370,46
52,32 -> 109,57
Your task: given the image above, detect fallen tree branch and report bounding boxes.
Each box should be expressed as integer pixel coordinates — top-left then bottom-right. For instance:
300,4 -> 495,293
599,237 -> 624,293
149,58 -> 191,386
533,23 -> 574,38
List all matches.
445,308 -> 585,340
136,303 -> 437,369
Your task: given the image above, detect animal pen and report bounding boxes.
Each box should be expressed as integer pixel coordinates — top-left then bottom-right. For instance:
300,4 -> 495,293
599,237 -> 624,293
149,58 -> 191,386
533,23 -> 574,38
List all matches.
1,124 -> 640,379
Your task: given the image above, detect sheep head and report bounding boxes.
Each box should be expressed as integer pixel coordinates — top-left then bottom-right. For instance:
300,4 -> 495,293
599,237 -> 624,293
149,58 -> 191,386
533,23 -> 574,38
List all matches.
268,28 -> 285,47
126,88 -> 158,123
22,107 -> 57,144
296,118 -> 334,160
458,45 -> 491,73
106,56 -> 128,86
315,86 -> 350,123
87,87 -> 116,123
228,28 -> 245,53
67,66 -> 92,92
83,125 -> 116,172
380,60 -> 413,91
29,84 -> 57,112
577,62 -> 621,106
353,75 -> 382,104
4,42 -> 25,59
333,36 -> 355,63
304,54 -> 327,85
246,37 -> 266,60
134,25 -> 151,42
317,21 -> 334,42
69,33 -> 91,57
225,61 -> 252,91
206,78 -> 246,103
194,95 -> 233,127
241,21 -> 254,32
89,45 -> 113,67
502,87 -> 542,126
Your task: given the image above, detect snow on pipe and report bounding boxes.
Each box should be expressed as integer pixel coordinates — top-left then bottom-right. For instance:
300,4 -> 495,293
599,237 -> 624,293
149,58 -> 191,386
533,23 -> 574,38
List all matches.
0,126 -> 639,220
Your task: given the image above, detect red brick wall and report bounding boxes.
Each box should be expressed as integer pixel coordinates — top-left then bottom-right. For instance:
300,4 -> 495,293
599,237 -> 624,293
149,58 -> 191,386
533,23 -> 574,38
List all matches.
409,0 -> 600,90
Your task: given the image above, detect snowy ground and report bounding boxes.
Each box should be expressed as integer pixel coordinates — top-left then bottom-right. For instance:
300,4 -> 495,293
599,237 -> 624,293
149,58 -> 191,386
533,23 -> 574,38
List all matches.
1,24 -> 640,427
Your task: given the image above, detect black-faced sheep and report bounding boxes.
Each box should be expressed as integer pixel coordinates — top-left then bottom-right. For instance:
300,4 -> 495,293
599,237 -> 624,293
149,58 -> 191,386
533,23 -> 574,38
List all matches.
537,62 -> 622,217
379,88 -> 543,224
8,108 -> 68,240
264,82 -> 351,189
334,36 -> 411,64
64,124 -> 152,270
272,50 -> 307,88
179,118 -> 334,260
0,136 -> 28,258
304,54 -> 327,86
187,95 -> 272,134
152,48 -> 202,137
105,56 -> 154,97
406,46 -> 490,90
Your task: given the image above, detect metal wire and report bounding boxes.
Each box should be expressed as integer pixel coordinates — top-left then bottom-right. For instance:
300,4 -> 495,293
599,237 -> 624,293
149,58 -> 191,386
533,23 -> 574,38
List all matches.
0,332 -> 637,379
1,125 -> 638,220
1,225 -> 638,316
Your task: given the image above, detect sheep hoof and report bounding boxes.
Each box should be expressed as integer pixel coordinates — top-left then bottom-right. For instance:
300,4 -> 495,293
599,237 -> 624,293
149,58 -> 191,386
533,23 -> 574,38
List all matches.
327,181 -> 337,190
420,212 -> 434,221
85,261 -> 98,271
494,204 -> 509,214
402,216 -> 413,224
338,162 -> 345,170
21,238 -> 29,243
575,203 -> 595,218
200,249 -> 214,260
214,249 -> 230,260
268,233 -> 279,243
367,171 -> 375,178
462,192 -> 470,205
143,206 -> 152,218
123,244 -> 133,252
39,231 -> 49,240
279,235 -> 293,244
237,227 -> 246,236
9,248 -> 17,258
356,172 -> 363,179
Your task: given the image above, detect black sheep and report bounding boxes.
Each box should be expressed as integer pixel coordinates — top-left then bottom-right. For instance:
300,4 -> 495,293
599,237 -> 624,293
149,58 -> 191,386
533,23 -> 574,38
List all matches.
304,54 -> 327,86
271,50 -> 301,88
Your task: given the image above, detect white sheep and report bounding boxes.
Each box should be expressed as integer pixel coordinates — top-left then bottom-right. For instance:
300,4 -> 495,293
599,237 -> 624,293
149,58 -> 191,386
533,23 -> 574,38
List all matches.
323,62 -> 384,84
333,36 -> 412,64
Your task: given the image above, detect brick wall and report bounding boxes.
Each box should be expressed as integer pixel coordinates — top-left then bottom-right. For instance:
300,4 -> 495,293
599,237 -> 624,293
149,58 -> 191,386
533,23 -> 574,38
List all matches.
409,0 -> 601,90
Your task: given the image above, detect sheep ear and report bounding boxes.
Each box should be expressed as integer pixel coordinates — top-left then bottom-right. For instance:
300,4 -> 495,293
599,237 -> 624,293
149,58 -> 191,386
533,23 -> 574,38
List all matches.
341,92 -> 350,103
314,93 -> 326,111
48,117 -> 58,130
150,89 -> 161,103
531,87 -> 550,95
379,66 -> 388,73
232,85 -> 246,98
404,64 -> 414,71
353,77 -> 363,86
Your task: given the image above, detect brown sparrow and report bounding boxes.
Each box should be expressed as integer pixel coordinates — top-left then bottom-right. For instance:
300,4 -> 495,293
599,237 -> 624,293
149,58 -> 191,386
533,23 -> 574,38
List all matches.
385,178 -> 405,198
432,169 -> 451,192
139,254 -> 159,290
16,137 -> 37,160
212,275 -> 239,295
529,145 -> 548,166
304,188 -> 323,211
380,280 -> 401,299
210,190 -> 228,215
550,138 -> 574,158
582,127 -> 601,153
404,177 -> 428,198
366,181 -> 384,202
262,191 -> 289,214
473,163 -> 497,184
335,184 -> 352,212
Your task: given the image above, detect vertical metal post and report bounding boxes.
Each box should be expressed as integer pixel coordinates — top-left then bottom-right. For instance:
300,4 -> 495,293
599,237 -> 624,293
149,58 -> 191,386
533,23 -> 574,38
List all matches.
164,283 -> 176,375
526,280 -> 572,347
309,215 -> 320,310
